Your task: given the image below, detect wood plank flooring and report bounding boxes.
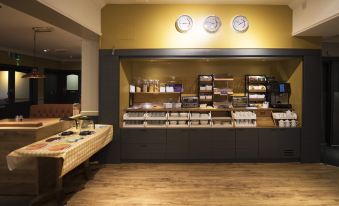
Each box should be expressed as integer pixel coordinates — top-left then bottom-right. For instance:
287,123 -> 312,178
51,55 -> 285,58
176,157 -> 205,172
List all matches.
65,163 -> 339,206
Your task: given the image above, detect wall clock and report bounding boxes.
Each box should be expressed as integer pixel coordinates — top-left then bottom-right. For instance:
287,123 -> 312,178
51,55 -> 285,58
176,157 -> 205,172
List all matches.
175,15 -> 193,33
232,15 -> 249,33
203,16 -> 222,33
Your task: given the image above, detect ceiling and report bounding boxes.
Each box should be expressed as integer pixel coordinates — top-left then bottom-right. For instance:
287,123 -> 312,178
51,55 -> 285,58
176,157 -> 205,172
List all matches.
0,0 -> 337,63
0,4 -> 81,61
104,0 -> 293,4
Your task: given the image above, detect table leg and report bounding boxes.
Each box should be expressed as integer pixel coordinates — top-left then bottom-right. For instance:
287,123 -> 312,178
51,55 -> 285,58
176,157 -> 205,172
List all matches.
29,158 -> 64,206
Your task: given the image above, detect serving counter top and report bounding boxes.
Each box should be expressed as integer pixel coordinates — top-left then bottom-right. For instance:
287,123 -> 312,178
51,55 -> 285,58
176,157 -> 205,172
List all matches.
125,107 -> 290,112
0,118 -> 64,131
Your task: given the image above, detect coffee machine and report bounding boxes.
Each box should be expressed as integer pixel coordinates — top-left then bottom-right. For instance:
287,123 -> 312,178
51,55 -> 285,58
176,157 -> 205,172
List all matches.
267,82 -> 292,108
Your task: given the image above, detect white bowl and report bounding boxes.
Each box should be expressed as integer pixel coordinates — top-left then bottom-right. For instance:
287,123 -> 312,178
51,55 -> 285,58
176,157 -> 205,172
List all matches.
179,112 -> 188,117
191,113 -> 200,118
200,120 -> 208,125
191,120 -> 199,125
200,113 -> 209,118
178,120 -> 186,125
171,112 -> 179,117
170,120 -> 177,125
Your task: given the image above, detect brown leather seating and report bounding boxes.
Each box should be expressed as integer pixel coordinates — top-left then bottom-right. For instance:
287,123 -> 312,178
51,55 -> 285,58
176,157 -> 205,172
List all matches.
30,104 -> 73,118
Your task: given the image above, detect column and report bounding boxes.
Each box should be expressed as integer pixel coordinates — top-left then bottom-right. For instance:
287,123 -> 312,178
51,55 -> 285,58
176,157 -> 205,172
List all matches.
81,38 -> 99,116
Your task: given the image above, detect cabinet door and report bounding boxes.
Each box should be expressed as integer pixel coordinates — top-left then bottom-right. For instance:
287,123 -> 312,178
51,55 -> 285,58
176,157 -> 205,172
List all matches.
166,129 -> 189,159
121,129 -> 166,144
189,129 -> 211,159
210,129 -> 236,160
259,129 -> 280,160
236,128 -> 258,161
121,129 -> 166,160
278,128 -> 300,159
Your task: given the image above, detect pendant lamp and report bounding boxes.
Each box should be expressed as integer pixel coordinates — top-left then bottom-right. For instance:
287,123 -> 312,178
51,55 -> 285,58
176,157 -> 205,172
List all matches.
22,27 -> 52,79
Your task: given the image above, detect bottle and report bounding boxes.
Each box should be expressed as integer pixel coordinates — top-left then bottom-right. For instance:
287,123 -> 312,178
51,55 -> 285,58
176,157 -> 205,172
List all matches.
149,80 -> 154,93
136,79 -> 142,93
154,80 -> 160,92
142,80 -> 148,93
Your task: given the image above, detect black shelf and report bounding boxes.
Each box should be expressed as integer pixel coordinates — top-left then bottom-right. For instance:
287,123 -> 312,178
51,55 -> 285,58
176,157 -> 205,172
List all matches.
245,75 -> 267,107
198,75 -> 214,106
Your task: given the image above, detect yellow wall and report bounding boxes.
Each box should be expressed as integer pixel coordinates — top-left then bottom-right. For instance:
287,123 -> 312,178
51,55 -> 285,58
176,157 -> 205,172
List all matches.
101,4 -> 320,49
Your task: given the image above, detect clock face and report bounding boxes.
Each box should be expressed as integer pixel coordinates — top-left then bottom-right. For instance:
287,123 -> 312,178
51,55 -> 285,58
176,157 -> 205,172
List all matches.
175,15 -> 193,33
204,16 -> 221,33
232,15 -> 249,33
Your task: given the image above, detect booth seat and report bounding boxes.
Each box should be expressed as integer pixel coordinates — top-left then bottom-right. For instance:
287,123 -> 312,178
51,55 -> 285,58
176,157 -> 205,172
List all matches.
30,104 -> 74,118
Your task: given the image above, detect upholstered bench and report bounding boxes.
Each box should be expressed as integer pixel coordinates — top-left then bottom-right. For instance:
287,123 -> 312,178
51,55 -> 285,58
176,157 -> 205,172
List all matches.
30,104 -> 74,118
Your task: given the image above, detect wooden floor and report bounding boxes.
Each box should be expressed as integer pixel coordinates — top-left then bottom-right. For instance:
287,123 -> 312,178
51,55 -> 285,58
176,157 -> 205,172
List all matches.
64,163 -> 339,206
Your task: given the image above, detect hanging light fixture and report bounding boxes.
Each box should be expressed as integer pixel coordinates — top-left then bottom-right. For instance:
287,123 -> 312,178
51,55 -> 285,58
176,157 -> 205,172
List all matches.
22,27 -> 53,78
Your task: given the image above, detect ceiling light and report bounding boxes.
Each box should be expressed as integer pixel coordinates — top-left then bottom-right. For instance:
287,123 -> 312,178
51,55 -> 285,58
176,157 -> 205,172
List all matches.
43,49 -> 50,53
33,26 -> 54,33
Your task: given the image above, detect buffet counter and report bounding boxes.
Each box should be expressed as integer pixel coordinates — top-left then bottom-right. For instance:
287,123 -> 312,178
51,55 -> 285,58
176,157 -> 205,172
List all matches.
122,107 -> 300,129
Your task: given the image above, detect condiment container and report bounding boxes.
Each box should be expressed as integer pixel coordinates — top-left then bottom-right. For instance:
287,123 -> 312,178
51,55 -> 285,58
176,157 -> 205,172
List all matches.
129,84 -> 136,93
160,83 -> 166,92
163,103 -> 172,109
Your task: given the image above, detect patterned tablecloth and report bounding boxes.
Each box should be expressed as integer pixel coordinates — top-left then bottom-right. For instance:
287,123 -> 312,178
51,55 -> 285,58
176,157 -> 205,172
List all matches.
7,124 -> 113,177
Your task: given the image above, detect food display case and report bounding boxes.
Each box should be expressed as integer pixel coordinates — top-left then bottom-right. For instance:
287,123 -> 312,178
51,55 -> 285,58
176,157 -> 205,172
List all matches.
121,63 -> 302,129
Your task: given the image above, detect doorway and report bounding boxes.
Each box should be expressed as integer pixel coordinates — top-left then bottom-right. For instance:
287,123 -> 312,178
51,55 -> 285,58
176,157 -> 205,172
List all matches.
44,69 -> 81,104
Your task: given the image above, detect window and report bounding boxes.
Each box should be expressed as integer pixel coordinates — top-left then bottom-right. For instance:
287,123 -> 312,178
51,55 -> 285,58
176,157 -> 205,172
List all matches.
0,71 -> 8,105
15,71 -> 30,102
66,74 -> 79,91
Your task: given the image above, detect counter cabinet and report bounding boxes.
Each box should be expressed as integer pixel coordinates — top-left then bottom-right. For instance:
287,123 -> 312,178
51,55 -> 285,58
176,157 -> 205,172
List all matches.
120,127 -> 300,162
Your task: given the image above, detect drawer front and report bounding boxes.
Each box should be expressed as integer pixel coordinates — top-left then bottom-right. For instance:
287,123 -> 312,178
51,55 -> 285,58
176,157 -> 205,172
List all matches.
121,129 -> 166,144
121,143 -> 165,159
